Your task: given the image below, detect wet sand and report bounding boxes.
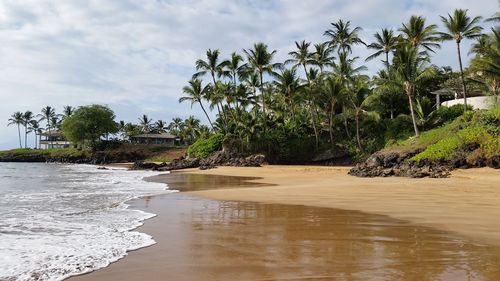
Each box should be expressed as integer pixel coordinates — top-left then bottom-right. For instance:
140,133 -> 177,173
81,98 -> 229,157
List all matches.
188,166 -> 500,246
72,169 -> 500,281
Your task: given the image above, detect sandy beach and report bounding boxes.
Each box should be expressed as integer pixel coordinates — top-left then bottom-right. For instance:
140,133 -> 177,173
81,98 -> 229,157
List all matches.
71,165 -> 500,281
187,166 -> 500,246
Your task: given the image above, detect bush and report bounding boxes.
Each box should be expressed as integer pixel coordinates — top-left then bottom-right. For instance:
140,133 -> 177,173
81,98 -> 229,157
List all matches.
187,133 -> 224,158
384,114 -> 413,145
482,138 -> 500,157
411,126 -> 493,161
433,104 -> 467,125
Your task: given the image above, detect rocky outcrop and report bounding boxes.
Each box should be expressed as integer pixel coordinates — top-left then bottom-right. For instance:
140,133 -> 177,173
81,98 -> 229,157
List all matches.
131,152 -> 267,171
349,148 -> 499,178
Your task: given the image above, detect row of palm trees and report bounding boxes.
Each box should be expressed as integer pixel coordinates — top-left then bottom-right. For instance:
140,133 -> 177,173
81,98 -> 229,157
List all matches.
179,9 -> 497,154
7,106 -> 74,149
118,115 -> 208,144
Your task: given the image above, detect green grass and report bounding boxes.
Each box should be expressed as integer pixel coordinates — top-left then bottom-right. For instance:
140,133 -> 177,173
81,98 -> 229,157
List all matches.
383,105 -> 500,161
143,155 -> 175,163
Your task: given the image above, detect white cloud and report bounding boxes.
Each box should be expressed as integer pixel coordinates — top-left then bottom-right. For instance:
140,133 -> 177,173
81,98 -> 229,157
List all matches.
0,0 -> 497,149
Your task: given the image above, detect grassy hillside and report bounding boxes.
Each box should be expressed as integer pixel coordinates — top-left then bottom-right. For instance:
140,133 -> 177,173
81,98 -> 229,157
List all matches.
384,105 -> 500,163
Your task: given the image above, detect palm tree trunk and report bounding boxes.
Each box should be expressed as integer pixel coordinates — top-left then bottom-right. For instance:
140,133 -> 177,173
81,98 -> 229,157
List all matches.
24,125 -> 28,148
329,103 -> 335,147
259,71 -> 267,133
407,93 -> 420,137
310,103 -> 319,150
355,113 -> 362,150
456,41 -> 468,111
17,124 -> 22,148
34,133 -> 37,149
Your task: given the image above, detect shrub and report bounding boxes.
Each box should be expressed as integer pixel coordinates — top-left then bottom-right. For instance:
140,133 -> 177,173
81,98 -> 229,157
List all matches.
187,133 -> 224,158
482,138 -> 500,157
411,126 -> 492,161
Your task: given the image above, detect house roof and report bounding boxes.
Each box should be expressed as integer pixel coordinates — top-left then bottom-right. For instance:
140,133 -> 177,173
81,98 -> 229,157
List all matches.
131,133 -> 177,139
39,130 -> 64,137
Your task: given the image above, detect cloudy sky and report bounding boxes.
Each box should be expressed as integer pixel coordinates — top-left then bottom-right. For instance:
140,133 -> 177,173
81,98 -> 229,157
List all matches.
0,0 -> 496,149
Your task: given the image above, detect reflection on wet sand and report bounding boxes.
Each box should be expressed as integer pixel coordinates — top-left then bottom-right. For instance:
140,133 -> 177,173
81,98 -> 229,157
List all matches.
72,174 -> 500,281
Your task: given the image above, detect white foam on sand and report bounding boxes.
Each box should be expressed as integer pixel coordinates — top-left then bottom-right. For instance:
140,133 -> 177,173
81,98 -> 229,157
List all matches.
0,163 -> 174,281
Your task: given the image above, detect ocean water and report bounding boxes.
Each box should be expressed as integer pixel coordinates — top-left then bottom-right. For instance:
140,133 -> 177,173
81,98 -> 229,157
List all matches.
0,163 -> 173,281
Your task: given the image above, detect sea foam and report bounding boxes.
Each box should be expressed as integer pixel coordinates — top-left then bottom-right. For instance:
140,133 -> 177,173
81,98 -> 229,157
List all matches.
0,163 -> 173,281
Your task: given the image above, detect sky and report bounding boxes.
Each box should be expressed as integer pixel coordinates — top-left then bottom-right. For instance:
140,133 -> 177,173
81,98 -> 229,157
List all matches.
0,0 -> 497,149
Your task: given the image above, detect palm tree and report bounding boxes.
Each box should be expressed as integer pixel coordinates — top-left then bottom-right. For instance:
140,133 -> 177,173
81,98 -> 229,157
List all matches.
226,52 -> 246,85
22,111 -> 34,148
8,112 -> 24,148
154,120 -> 168,133
29,120 -> 42,149
440,9 -> 483,110
184,116 -> 201,143
243,42 -> 278,130
179,79 -> 215,130
392,45 -> 436,137
366,28 -> 399,71
399,15 -> 441,53
38,106 -> 56,148
286,40 -> 313,81
346,83 -> 372,150
138,115 -> 153,133
193,49 -> 228,84
272,68 -> 304,121
324,19 -> 365,55
62,106 -> 74,120
312,42 -> 335,73
486,12 -> 500,23
168,117 -> 185,137
321,76 -> 344,146
470,28 -> 500,100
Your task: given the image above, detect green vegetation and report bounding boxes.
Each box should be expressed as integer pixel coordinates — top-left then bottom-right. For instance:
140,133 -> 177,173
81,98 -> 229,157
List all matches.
175,9 -> 498,162
187,133 -> 224,158
0,148 -> 88,158
391,106 -> 500,161
61,105 -> 119,149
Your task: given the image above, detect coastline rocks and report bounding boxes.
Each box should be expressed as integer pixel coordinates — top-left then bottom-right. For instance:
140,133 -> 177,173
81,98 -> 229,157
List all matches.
349,147 -> 499,178
131,152 -> 267,171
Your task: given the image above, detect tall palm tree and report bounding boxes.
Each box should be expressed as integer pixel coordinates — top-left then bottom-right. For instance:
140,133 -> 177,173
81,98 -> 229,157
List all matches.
179,79 -> 215,130
366,28 -> 399,71
29,120 -> 42,149
324,19 -> 365,55
243,42 -> 278,130
138,115 -> 153,133
225,52 -> 246,85
392,45 -> 436,137
399,15 -> 441,53
312,42 -> 335,73
8,112 -> 24,148
286,40 -> 313,81
38,106 -> 56,148
321,76 -> 344,146
22,111 -> 34,148
272,68 -> 304,121
440,9 -> 483,110
193,49 -> 228,84
346,83 -> 373,150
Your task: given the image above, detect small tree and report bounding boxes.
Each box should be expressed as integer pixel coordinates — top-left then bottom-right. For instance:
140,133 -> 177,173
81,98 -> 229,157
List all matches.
61,105 -> 119,149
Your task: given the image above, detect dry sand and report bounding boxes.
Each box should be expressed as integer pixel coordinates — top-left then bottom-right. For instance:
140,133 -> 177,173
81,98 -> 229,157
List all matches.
187,166 -> 500,246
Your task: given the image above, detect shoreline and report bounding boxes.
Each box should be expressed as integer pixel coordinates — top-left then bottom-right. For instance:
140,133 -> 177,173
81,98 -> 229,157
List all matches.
71,166 -> 500,280
181,165 -> 500,246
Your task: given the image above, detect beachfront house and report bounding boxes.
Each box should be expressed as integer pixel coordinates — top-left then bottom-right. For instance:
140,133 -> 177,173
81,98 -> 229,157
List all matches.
129,133 -> 177,146
39,130 -> 72,149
